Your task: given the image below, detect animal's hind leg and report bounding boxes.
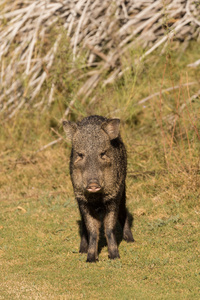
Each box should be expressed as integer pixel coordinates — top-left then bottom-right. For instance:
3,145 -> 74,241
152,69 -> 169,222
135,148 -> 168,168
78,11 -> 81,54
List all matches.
118,189 -> 134,242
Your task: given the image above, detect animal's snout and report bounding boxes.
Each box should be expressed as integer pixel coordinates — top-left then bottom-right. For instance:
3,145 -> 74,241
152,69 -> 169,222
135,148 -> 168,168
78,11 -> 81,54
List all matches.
86,179 -> 101,193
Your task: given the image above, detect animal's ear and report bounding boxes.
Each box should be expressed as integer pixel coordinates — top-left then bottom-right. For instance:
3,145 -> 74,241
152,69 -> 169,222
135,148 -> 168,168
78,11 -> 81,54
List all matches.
101,118 -> 120,140
63,120 -> 77,141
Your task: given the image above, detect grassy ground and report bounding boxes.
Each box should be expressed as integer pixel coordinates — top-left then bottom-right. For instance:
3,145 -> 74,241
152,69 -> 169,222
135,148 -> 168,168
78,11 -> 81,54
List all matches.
0,41 -> 200,299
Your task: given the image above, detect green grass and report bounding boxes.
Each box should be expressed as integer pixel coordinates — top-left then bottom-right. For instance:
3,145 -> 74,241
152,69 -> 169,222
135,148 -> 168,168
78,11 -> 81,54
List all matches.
0,182 -> 199,299
0,41 -> 200,299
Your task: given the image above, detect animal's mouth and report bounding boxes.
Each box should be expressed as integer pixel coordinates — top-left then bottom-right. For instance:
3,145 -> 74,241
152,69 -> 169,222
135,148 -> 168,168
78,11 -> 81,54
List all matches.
87,187 -> 101,193
86,182 -> 102,193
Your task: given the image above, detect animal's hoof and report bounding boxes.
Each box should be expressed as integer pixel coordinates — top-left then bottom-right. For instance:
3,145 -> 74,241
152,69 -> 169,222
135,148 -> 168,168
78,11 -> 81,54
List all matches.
79,246 -> 88,253
108,249 -> 120,260
123,230 -> 134,243
86,253 -> 98,263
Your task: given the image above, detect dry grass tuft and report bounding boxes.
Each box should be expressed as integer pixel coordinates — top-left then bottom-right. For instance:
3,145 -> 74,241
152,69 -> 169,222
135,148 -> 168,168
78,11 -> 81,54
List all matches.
1,0 -> 200,118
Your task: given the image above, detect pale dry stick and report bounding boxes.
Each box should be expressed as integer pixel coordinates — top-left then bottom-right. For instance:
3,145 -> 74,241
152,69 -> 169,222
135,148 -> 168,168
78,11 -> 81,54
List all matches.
187,59 -> 200,68
30,71 -> 47,102
118,0 -> 162,36
67,0 -> 86,37
27,29 -> 49,77
1,34 -> 32,89
73,0 -> 90,61
108,10 -> 166,68
186,0 -> 200,26
0,80 -> 21,103
138,82 -> 197,106
47,83 -> 55,107
13,32 -> 33,58
78,69 -> 101,80
40,90 -> 49,112
86,43 -> 114,67
34,121 -> 70,155
30,70 -> 45,100
26,27 -> 54,81
66,13 -> 75,36
75,15 -> 109,60
45,0 -> 50,9
57,9 -> 71,21
37,3 -> 63,21
30,34 -> 61,102
0,59 -> 4,87
0,19 -> 34,61
5,13 -> 22,26
19,19 -> 38,32
63,98 -> 76,118
113,8 -> 189,80
108,5 -> 190,90
8,98 -> 25,119
90,0 -> 103,11
77,73 -> 101,103
34,137 -> 62,154
91,0 -> 110,20
68,2 -> 95,37
121,1 -> 129,19
4,3 -> 36,55
82,75 -> 101,101
159,20 -> 191,56
0,21 -> 22,56
0,0 -> 10,11
118,5 -> 171,50
140,17 -> 193,62
33,92 -> 46,108
1,92 -> 21,112
25,7 -> 45,75
0,5 -> 31,19
0,1 -> 59,62
51,127 -> 66,141
140,5 -> 185,47
28,62 -> 44,86
103,69 -> 120,86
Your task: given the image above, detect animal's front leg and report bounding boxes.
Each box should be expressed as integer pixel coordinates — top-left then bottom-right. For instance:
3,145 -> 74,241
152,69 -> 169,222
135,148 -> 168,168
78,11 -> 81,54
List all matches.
78,201 -> 101,262
79,214 -> 88,253
104,202 -> 120,259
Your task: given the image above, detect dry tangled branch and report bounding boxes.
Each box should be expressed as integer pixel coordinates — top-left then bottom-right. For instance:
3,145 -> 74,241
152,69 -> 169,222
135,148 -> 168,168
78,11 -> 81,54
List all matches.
0,0 -> 200,118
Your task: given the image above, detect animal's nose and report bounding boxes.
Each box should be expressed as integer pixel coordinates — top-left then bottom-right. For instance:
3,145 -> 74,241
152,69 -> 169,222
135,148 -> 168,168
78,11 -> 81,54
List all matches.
86,179 -> 101,193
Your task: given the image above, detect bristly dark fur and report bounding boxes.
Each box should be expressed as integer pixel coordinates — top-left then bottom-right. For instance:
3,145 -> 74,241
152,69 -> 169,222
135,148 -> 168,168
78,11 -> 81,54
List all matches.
63,115 -> 134,262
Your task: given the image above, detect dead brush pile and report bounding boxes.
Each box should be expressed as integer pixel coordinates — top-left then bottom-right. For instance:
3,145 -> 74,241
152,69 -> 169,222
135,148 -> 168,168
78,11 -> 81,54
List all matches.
0,0 -> 200,118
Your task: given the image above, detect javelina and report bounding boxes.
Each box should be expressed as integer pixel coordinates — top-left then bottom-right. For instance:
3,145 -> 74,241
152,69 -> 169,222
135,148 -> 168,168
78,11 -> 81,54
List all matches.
63,115 -> 134,262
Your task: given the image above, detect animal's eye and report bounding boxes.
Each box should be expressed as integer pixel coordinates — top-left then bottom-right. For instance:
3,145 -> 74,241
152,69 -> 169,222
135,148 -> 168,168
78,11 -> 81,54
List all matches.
77,152 -> 84,159
100,151 -> 107,159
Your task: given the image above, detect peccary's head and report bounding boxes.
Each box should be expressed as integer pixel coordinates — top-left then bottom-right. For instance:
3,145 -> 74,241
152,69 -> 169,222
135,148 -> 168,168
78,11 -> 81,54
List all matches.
63,116 -> 123,195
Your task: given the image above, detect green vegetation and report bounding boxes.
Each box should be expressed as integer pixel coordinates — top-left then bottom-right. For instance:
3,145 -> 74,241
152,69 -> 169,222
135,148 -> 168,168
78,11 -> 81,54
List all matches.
0,38 -> 200,299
